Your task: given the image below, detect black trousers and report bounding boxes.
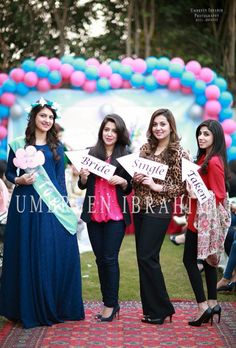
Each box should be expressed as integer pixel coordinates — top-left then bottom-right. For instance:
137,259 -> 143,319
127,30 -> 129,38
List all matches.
183,229 -> 217,303
134,212 -> 175,318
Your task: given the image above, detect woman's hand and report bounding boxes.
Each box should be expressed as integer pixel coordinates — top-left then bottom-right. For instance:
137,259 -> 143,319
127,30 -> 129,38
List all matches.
79,168 -> 90,185
109,175 -> 128,190
186,182 -> 197,199
133,173 -> 145,183
141,175 -> 163,192
15,172 -> 36,186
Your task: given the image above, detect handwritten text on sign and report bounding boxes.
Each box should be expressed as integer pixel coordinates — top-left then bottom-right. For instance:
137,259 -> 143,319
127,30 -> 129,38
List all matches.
66,150 -> 116,180
117,153 -> 168,180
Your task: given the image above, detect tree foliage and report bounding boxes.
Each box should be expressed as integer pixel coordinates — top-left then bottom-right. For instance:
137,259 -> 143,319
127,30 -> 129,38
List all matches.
0,0 -> 235,94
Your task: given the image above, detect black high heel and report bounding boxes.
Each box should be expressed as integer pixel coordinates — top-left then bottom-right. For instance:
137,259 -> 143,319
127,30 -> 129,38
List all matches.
188,308 -> 212,327
141,314 -> 173,325
211,304 -> 221,323
98,305 -> 120,322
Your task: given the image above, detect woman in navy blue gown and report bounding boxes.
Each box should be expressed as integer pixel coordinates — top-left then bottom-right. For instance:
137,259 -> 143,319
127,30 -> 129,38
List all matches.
0,98 -> 84,329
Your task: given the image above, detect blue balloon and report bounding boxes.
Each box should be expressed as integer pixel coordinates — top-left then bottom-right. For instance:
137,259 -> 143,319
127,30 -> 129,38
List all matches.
0,87 -> 2,96
196,94 -> 207,106
21,59 -> 35,72
2,79 -> 16,93
169,63 -> 184,78
85,66 -> 99,80
219,108 -> 233,122
36,64 -> 49,78
61,56 -> 74,64
73,58 -> 86,71
48,71 -> 62,85
130,73 -> 144,88
181,71 -> 195,87
230,132 -> 236,147
110,60 -> 121,73
96,78 -> 110,92
192,80 -> 206,95
156,57 -> 170,70
144,75 -> 158,91
0,105 -> 9,118
214,77 -> 227,92
16,82 -> 29,96
227,146 -> 236,161
0,149 -> 7,160
219,91 -> 233,108
145,57 -> 158,73
119,65 -> 132,80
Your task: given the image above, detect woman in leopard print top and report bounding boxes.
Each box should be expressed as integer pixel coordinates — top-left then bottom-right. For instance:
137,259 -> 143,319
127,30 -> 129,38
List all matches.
133,108 -> 187,325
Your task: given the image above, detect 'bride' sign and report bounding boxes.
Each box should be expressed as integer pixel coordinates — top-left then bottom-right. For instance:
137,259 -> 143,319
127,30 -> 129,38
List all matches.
65,150 -> 116,180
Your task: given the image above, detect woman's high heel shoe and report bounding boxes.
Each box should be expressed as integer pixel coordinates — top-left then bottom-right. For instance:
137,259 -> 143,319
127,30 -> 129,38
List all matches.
98,305 -> 120,322
188,308 -> 212,327
203,304 -> 221,323
141,314 -> 173,325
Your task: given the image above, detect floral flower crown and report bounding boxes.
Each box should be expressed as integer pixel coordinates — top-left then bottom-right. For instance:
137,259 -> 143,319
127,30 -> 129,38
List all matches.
25,97 -> 62,118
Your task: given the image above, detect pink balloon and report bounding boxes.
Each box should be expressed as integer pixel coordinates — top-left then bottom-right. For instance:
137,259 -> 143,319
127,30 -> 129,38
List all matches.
37,78 -> 51,92
122,80 -> 131,89
1,92 -> 16,107
35,56 -> 49,65
221,119 -> 236,135
0,126 -> 7,140
0,73 -> 8,86
98,64 -> 112,78
203,112 -> 218,121
121,57 -> 134,68
205,85 -> 220,100
181,86 -> 192,94
185,60 -> 201,75
225,133 -> 232,148
82,80 -> 96,93
155,70 -> 170,85
205,100 -> 221,116
86,58 -> 100,67
47,58 -> 62,70
70,71 -> 86,87
10,68 -> 25,82
24,72 -> 38,87
60,64 -> 74,79
170,57 -> 185,67
199,67 -> 214,83
110,74 -> 123,89
15,148 -> 25,158
133,59 -> 147,74
168,78 -> 181,91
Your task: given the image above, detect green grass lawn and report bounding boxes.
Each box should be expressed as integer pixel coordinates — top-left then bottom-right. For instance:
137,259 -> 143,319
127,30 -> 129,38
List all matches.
81,234 -> 236,302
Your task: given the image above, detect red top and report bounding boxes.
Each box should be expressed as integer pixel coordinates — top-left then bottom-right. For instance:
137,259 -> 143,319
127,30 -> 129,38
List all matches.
187,155 -> 226,232
91,175 -> 123,223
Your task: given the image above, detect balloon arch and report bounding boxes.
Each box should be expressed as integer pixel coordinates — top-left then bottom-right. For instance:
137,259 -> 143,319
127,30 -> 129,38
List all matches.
0,55 -> 235,160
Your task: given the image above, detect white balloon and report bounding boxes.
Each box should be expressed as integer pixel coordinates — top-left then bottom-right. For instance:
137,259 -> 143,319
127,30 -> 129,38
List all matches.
99,104 -> 114,118
188,104 -> 203,119
10,104 -> 23,119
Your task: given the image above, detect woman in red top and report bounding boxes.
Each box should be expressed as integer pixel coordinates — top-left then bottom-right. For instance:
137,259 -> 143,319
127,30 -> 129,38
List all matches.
183,119 -> 229,326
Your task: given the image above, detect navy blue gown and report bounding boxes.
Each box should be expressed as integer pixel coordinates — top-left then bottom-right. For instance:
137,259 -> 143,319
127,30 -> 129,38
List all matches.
0,144 -> 85,328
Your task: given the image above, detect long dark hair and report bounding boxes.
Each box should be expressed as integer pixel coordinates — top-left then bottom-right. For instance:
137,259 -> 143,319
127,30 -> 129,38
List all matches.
90,114 -> 131,166
145,108 -> 180,161
196,119 -> 229,187
25,103 -> 60,160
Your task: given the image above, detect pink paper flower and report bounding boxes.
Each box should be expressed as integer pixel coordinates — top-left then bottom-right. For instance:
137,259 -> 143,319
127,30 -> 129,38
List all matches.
13,146 -> 45,170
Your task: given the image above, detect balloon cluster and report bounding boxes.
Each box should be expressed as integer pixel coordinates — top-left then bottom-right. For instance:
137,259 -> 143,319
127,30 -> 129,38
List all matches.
0,55 -> 235,160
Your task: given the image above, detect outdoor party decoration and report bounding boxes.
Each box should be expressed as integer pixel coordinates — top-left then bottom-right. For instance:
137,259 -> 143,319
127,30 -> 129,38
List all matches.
0,55 -> 235,160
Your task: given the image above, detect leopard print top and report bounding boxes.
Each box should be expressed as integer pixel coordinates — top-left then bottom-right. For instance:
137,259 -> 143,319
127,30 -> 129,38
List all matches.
133,142 -> 188,209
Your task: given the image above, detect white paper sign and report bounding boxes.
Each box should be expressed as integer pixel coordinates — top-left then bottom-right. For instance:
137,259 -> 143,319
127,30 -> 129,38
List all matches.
117,153 -> 168,180
65,150 -> 116,180
182,158 -> 210,204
